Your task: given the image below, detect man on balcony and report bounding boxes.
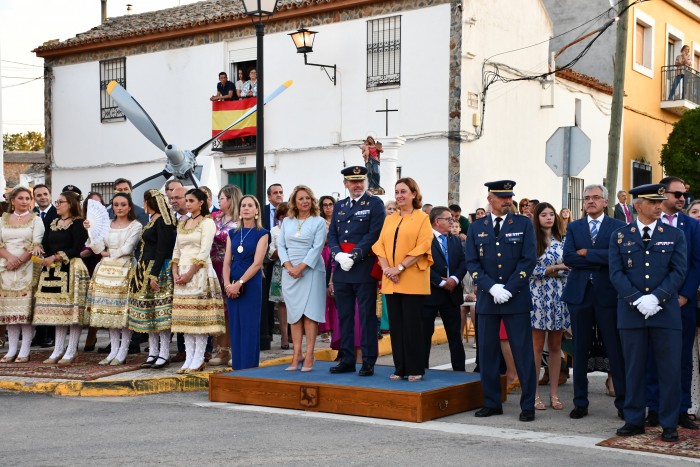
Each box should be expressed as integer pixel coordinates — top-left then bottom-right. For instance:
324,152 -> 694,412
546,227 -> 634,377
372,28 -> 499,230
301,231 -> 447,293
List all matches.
211,72 -> 236,102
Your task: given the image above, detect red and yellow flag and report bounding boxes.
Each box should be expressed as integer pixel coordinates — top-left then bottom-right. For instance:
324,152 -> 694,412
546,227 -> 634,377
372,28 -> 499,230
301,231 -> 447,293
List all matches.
212,98 -> 256,140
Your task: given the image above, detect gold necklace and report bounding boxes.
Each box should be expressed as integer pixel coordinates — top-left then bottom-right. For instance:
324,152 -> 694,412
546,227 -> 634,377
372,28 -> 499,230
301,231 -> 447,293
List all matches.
295,215 -> 310,237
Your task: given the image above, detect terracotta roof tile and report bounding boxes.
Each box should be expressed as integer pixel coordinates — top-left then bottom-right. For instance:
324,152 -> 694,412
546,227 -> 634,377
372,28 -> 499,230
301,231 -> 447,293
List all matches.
556,68 -> 613,95
34,0 -> 328,53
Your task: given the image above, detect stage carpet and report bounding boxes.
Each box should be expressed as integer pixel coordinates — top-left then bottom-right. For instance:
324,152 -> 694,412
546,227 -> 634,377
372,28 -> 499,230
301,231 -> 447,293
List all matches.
209,361 -> 495,422
0,351 -> 146,381
597,427 -> 700,459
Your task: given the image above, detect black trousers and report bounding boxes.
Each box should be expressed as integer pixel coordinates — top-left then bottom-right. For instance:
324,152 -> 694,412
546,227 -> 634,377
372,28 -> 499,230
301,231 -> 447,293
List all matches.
423,301 -> 465,371
385,293 -> 426,376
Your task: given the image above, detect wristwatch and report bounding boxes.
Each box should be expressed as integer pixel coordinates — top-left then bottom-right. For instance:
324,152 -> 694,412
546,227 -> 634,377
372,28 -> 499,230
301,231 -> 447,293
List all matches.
238,279 -> 245,285
397,264 -> 405,273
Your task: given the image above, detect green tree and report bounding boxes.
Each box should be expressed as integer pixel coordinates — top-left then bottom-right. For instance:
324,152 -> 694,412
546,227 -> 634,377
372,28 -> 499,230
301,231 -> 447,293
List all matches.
660,107 -> 700,191
2,131 -> 45,151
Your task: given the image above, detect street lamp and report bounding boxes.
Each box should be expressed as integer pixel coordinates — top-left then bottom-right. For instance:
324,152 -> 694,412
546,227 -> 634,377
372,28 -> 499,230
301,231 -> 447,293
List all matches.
242,0 -> 278,351
289,27 -> 337,85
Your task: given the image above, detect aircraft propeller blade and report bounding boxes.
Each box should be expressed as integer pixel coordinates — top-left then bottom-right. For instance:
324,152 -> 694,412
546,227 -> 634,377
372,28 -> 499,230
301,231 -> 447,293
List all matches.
107,81 -> 169,151
191,80 -> 293,155
131,171 -> 172,205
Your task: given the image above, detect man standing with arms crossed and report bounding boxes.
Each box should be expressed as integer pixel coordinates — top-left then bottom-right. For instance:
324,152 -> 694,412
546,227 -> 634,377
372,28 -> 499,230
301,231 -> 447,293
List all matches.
465,180 -> 537,422
328,166 -> 385,376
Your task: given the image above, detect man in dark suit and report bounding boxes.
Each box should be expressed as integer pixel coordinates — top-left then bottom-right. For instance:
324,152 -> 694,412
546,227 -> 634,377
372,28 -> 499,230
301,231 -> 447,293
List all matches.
610,183 -> 687,442
107,178 -> 149,226
645,176 -> 700,430
32,184 -> 57,229
261,183 -> 283,348
423,206 -> 468,371
562,184 -> 626,420
614,190 -> 635,224
328,166 -> 385,376
465,180 -> 537,422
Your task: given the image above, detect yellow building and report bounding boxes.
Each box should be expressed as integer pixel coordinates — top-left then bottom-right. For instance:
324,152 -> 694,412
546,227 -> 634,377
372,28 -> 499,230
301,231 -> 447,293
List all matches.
623,0 -> 700,188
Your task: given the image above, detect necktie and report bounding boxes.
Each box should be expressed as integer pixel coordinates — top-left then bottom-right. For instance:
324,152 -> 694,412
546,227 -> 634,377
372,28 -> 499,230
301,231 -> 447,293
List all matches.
351,199 -> 356,207
440,235 -> 449,275
271,206 -> 277,226
494,217 -> 502,237
623,204 -> 631,223
40,212 -> 46,219
663,214 -> 675,227
643,226 -> 651,243
590,219 -> 599,243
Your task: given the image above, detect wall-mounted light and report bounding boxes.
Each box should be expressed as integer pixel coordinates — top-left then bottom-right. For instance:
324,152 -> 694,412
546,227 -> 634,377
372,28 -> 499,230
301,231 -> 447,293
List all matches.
288,27 -> 337,85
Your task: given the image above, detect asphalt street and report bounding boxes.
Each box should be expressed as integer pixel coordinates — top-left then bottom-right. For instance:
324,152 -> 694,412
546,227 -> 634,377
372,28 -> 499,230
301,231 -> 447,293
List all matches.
1,342 -> 697,465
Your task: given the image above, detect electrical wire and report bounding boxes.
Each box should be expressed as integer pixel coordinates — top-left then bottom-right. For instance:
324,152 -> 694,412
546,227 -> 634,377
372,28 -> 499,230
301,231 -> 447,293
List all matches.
0,59 -> 42,68
1,77 -> 43,88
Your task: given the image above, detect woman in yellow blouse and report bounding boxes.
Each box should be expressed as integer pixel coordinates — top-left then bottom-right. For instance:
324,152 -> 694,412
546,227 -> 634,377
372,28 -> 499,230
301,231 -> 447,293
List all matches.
373,178 -> 433,381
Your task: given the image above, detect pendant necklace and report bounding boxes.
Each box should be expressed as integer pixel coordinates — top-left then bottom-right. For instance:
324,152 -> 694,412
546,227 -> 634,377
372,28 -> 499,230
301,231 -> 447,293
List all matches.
237,227 -> 253,253
295,216 -> 309,238
13,211 -> 30,217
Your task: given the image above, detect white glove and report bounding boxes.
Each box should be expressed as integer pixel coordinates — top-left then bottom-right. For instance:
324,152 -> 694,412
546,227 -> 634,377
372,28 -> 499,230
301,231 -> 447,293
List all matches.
633,294 -> 660,316
339,257 -> 354,271
644,306 -> 662,320
335,252 -> 351,264
489,284 -> 512,305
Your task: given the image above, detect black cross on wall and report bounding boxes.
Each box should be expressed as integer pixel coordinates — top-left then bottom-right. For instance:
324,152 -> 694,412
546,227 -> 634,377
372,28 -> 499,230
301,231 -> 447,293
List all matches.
375,99 -> 398,137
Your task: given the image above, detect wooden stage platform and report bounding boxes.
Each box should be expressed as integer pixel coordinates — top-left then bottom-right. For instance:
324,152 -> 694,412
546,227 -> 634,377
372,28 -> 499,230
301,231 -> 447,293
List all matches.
209,362 -> 505,423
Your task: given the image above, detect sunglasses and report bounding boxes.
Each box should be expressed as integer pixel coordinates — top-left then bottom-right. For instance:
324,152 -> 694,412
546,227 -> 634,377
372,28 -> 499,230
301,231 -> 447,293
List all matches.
669,191 -> 688,199
322,203 -> 334,207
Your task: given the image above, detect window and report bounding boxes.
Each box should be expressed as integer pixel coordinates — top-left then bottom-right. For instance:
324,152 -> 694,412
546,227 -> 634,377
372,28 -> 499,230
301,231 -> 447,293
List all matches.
567,177 -> 584,220
90,182 -> 114,203
367,16 -> 401,89
631,160 -> 652,187
633,11 -> 654,78
100,58 -> 126,122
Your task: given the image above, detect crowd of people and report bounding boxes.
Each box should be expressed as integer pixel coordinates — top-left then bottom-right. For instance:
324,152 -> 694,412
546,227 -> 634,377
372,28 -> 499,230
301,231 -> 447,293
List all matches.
1,168 -> 700,442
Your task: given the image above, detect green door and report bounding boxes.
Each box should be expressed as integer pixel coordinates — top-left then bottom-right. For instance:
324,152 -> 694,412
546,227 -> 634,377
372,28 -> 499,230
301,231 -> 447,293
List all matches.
227,171 -> 256,195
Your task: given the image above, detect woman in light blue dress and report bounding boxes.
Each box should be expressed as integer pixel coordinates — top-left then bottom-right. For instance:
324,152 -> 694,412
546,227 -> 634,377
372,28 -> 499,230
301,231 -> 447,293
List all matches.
529,202 -> 570,411
278,185 -> 326,372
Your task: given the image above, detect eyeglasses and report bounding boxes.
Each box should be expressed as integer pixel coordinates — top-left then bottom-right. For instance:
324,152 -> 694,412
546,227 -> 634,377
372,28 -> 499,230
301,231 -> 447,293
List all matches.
54,200 -> 68,206
322,203 -> 334,208
669,191 -> 688,199
437,217 -> 454,223
583,195 -> 604,201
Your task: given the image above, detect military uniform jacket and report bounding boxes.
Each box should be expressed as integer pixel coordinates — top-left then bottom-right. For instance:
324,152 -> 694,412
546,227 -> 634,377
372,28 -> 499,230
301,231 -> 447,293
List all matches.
609,222 -> 687,330
465,213 -> 536,315
327,192 -> 385,283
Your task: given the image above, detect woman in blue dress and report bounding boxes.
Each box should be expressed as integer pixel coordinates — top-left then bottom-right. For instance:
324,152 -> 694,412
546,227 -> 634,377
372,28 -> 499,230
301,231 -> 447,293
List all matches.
223,195 -> 269,370
529,202 -> 570,411
278,185 -> 326,372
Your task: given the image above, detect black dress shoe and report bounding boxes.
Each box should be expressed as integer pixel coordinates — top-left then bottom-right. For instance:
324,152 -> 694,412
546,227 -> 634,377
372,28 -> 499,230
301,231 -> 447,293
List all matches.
358,363 -> 374,377
646,410 -> 659,427
616,423 -> 645,436
678,413 -> 699,430
569,406 -> 588,419
617,409 -> 624,420
83,344 -> 96,352
329,362 -> 356,374
98,344 -> 111,354
474,407 -> 503,417
519,409 -> 535,422
661,427 -> 679,442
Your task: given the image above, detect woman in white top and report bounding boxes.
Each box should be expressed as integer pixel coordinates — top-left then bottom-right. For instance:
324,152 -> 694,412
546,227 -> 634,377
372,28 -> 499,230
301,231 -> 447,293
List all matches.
0,187 -> 44,363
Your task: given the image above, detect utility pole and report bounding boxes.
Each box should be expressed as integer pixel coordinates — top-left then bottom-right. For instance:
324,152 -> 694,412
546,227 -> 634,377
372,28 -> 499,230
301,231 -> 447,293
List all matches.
606,1 -> 630,211
0,38 -> 5,195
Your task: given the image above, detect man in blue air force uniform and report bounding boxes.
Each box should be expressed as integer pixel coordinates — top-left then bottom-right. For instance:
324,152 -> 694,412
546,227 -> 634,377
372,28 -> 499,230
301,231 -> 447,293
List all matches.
327,166 -> 385,377
609,183 -> 687,442
465,180 -> 537,422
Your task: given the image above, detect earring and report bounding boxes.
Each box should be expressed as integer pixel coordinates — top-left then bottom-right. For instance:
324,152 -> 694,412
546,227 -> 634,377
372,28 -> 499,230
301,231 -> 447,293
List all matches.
254,214 -> 259,220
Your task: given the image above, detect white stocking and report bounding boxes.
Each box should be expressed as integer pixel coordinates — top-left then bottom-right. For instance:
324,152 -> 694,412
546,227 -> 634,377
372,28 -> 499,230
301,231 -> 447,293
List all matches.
115,328 -> 133,362
191,334 -> 208,369
49,326 -> 68,359
5,325 -> 20,358
148,332 -> 159,358
62,325 -> 82,360
159,330 -> 171,360
18,324 -> 34,358
107,328 -> 120,361
181,333 -> 195,371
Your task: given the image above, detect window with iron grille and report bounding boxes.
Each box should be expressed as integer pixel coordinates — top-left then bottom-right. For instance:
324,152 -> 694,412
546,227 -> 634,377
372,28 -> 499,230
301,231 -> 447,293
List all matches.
100,58 -> 126,122
568,177 -> 584,220
90,182 -> 114,204
367,16 -> 401,89
631,160 -> 652,187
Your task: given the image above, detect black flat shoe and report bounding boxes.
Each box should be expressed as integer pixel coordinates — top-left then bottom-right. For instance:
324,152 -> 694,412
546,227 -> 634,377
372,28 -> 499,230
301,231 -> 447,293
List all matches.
358,363 -> 374,377
329,362 -> 356,374
569,406 -> 588,419
616,423 -> 645,436
474,407 -> 503,417
679,413 -> 699,430
141,355 -> 158,368
646,410 -> 659,427
519,409 -> 535,422
151,357 -> 170,370
661,427 -> 679,442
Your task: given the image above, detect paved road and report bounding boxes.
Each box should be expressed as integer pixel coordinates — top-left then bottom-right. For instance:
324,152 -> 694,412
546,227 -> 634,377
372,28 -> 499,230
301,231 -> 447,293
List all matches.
1,342 -> 697,465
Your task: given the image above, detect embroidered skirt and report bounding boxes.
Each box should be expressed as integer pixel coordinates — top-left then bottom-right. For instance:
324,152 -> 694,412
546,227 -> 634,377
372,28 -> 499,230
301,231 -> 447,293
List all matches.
87,256 -> 134,329
33,258 -> 90,326
128,259 -> 174,333
0,260 -> 41,325
171,263 -> 225,335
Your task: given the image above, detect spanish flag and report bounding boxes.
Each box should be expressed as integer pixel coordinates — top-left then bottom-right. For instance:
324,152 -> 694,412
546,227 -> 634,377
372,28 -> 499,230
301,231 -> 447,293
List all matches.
212,98 -> 257,140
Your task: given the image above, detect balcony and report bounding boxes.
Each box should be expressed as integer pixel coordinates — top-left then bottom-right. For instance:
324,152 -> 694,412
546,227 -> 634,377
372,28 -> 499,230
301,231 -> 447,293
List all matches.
210,98 -> 257,154
660,65 -> 700,116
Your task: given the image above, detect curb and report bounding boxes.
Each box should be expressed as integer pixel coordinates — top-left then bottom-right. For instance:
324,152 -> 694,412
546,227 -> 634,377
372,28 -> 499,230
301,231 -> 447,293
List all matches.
0,326 -> 449,397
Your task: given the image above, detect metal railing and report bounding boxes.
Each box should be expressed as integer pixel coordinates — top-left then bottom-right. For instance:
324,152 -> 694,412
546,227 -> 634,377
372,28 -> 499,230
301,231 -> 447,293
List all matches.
661,65 -> 700,104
